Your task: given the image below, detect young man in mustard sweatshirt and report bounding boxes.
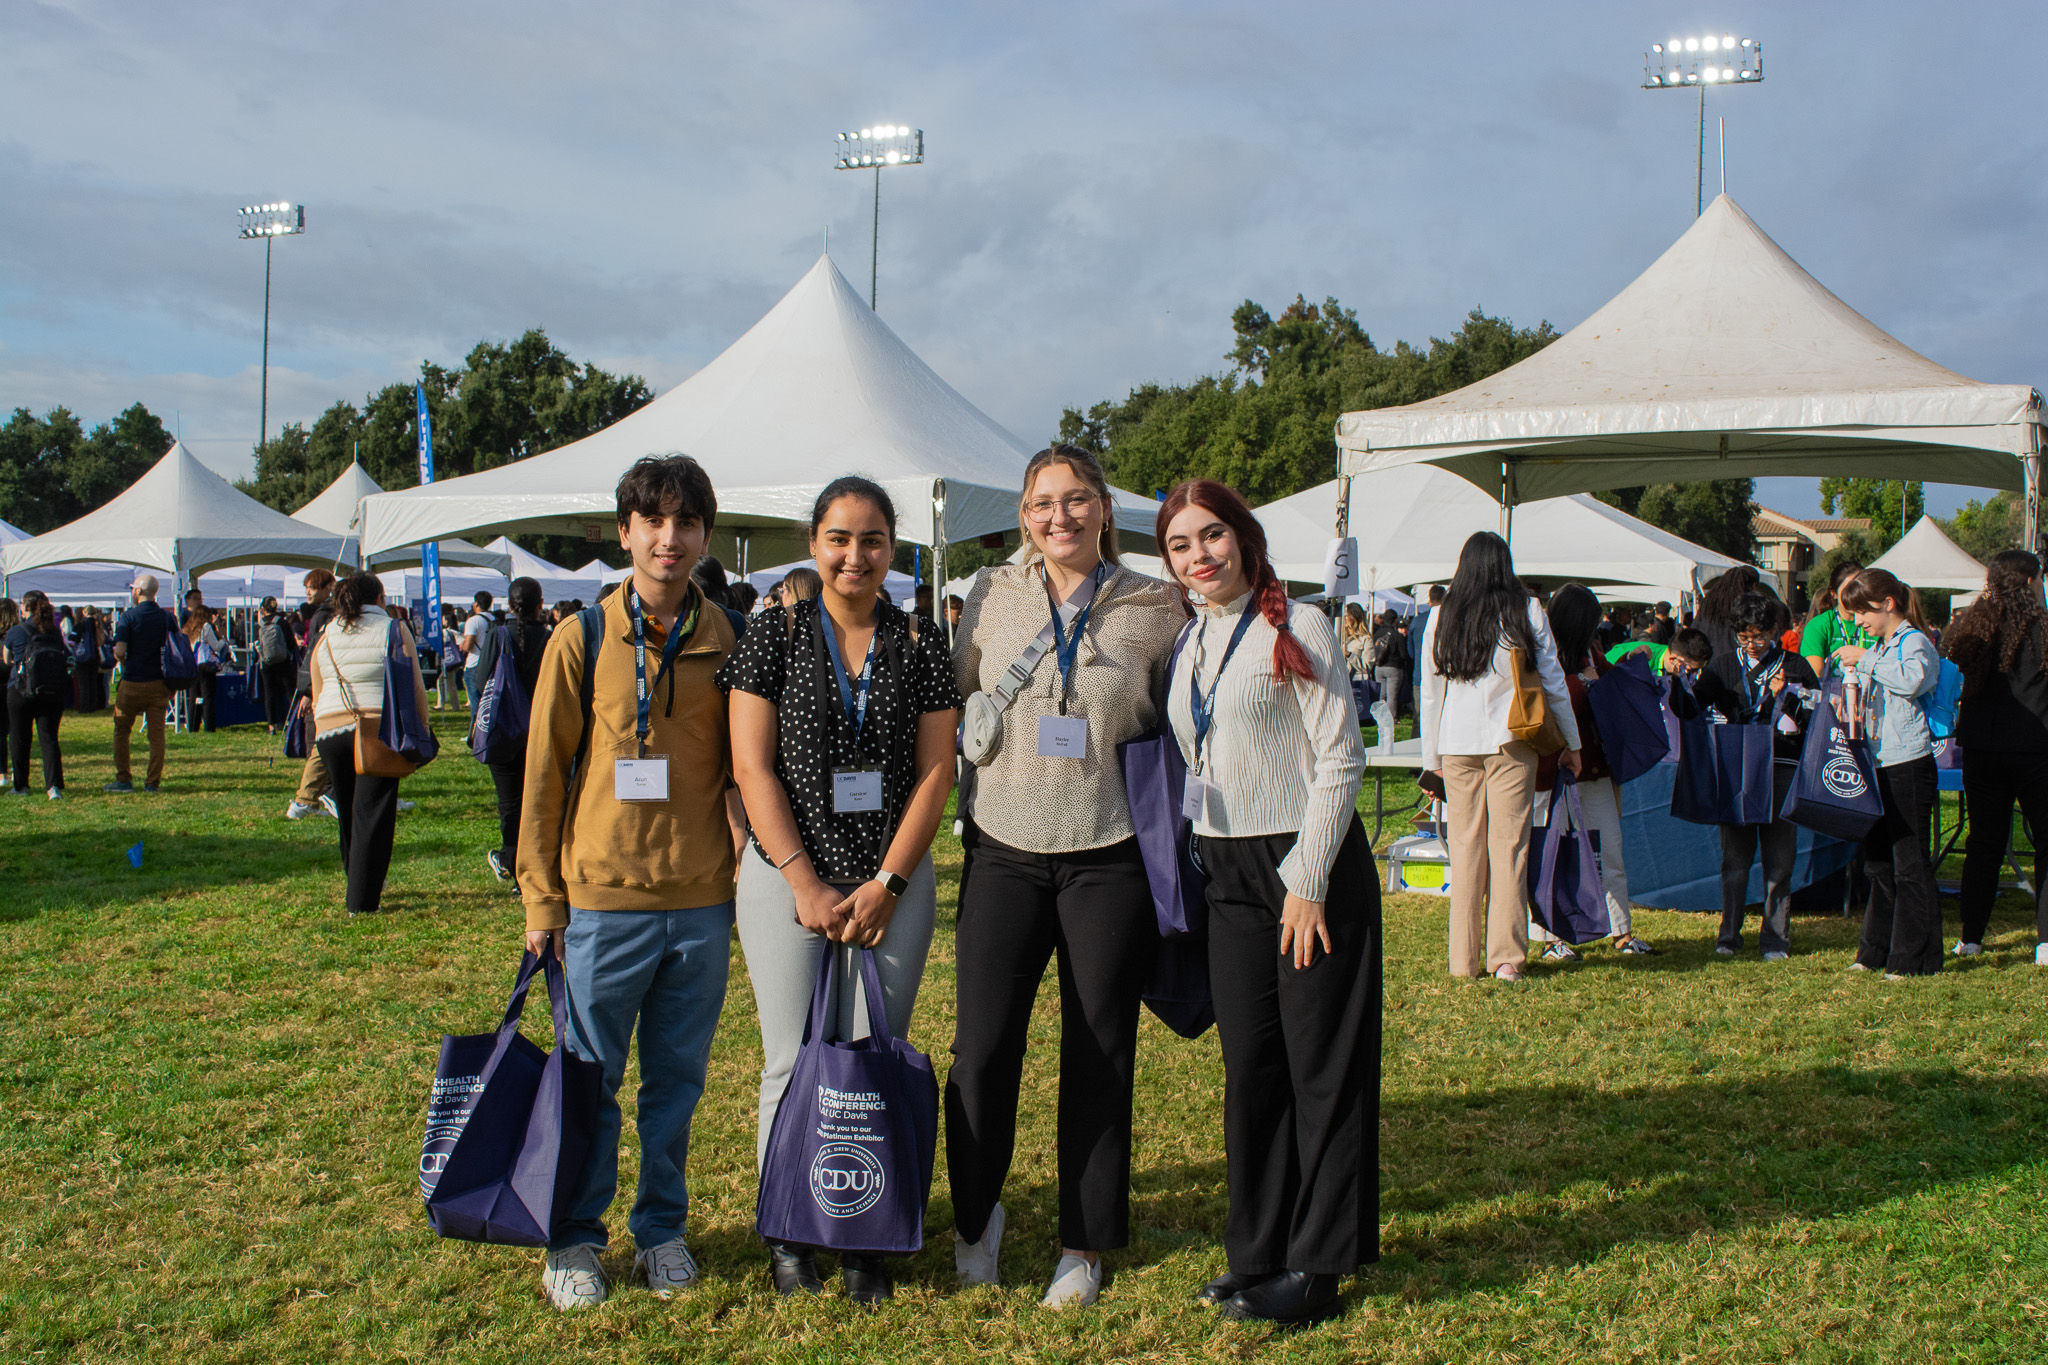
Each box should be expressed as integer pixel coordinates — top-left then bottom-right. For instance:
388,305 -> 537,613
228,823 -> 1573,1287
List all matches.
519,454 -> 746,1310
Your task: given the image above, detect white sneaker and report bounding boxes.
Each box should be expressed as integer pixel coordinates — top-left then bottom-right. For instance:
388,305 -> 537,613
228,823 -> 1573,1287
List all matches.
1954,940 -> 1983,957
1040,1252 -> 1102,1309
318,793 -> 339,819
2035,943 -> 2048,967
285,800 -> 316,820
542,1243 -> 608,1310
1763,951 -> 1789,962
954,1202 -> 1004,1286
396,798 -> 416,813
47,787 -> 61,801
635,1236 -> 699,1298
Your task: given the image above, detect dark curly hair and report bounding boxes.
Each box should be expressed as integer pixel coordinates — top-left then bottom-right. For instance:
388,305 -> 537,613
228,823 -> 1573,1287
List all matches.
1943,549 -> 2039,694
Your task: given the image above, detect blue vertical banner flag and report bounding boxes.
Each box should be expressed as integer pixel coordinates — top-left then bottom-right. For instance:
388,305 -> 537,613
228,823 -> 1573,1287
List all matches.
415,383 -> 443,661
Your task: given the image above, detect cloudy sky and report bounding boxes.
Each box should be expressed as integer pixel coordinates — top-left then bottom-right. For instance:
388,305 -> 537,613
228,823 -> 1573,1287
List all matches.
4,0 -> 2042,520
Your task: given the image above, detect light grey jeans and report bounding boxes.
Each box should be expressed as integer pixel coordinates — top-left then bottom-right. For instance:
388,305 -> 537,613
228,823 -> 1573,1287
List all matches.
734,847 -> 938,1169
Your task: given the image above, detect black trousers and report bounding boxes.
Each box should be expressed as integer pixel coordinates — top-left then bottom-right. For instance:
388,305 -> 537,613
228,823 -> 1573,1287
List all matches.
74,664 -> 105,712
1202,817 -> 1382,1276
1958,747 -> 2048,947
1719,766 -> 1798,953
945,829 -> 1157,1250
7,690 -> 63,793
261,662 -> 296,729
191,668 -> 218,732
1858,755 -> 1942,975
315,731 -> 402,915
486,739 -> 528,863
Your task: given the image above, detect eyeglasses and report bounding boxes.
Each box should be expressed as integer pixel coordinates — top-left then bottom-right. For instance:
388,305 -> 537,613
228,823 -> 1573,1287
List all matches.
1023,492 -> 1098,521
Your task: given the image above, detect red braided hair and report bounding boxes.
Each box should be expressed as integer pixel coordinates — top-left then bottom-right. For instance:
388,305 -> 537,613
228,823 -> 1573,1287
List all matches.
1155,478 -> 1315,683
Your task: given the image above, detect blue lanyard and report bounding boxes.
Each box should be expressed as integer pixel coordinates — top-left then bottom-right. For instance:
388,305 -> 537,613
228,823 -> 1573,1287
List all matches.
1188,606 -> 1258,774
1042,564 -> 1105,715
627,586 -> 694,758
822,608 -> 879,741
1742,647 -> 1782,712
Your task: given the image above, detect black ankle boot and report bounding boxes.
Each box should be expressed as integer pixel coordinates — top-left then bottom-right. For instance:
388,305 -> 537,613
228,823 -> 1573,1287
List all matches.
766,1240 -> 824,1297
1221,1270 -> 1342,1324
1197,1270 -> 1277,1305
840,1251 -> 894,1305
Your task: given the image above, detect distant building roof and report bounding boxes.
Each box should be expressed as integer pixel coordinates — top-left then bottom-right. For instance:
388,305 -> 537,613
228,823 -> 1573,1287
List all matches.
1752,507 -> 1871,537
1803,518 -> 1873,533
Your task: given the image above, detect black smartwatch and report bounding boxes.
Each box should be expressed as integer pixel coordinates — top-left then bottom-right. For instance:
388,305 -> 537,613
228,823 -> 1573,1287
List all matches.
876,869 -> 910,898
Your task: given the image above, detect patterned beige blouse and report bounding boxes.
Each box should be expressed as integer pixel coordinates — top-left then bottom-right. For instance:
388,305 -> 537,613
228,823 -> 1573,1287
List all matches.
953,560 -> 1188,854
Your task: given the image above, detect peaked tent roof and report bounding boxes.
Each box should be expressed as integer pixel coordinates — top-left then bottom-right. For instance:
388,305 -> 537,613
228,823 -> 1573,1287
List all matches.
356,255 -> 1158,560
1868,515 -> 1987,592
0,518 -> 144,601
1255,464 -> 1741,597
0,441 -> 354,580
295,462 -> 508,573
483,536 -> 604,601
1337,195 -> 2043,503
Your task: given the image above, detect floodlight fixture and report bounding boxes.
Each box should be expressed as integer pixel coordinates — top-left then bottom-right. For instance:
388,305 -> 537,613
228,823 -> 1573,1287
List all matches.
236,201 -> 307,454
832,124 -> 924,311
1641,37 -> 1763,216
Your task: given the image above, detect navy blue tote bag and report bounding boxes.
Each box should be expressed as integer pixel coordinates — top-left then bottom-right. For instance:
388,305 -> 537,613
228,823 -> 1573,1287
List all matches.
1526,774 -> 1613,945
1781,681 -> 1884,842
1585,654 -> 1670,784
377,619 -> 441,771
1670,690 -> 1784,826
421,944 -> 602,1245
757,948 -> 939,1254
469,624 -> 532,764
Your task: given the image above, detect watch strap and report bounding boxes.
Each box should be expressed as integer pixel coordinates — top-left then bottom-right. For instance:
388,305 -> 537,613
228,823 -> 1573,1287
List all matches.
877,869 -> 910,897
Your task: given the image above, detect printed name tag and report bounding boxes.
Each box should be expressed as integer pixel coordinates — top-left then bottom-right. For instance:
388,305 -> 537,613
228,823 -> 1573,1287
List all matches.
832,767 -> 884,813
1181,774 -> 1212,823
614,756 -> 670,802
1037,714 -> 1088,758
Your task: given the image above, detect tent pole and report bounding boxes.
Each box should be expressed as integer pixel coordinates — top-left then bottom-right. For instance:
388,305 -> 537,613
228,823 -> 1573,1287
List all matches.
931,479 -> 948,648
2026,437 -> 2042,563
1329,472 -> 1352,623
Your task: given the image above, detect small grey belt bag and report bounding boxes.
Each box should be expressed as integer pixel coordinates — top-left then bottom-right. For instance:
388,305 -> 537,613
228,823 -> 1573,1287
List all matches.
960,569 -> 1104,766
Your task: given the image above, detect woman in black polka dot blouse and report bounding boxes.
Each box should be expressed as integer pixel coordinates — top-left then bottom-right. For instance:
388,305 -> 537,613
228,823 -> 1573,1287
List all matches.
718,475 -> 962,1304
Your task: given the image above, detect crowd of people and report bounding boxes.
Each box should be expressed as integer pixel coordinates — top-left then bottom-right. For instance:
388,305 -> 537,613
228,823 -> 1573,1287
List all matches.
4,455 -> 2045,1323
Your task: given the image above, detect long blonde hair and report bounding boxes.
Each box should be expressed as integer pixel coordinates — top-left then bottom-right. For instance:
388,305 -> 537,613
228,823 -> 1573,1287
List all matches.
1017,444 -> 1121,567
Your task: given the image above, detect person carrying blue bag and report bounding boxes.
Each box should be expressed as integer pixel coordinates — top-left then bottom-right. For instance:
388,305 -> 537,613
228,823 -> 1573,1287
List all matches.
1669,593 -> 1818,961
516,455 -> 745,1311
720,477 -> 960,1304
1157,480 -> 1378,1327
1832,568 -> 1944,978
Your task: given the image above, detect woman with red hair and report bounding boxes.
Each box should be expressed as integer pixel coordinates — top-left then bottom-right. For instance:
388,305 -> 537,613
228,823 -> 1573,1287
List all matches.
1156,479 -> 1379,1326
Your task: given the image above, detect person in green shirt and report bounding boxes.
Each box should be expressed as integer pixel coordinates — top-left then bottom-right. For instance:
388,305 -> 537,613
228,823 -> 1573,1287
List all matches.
1607,630 -> 1711,679
1800,560 -> 1874,677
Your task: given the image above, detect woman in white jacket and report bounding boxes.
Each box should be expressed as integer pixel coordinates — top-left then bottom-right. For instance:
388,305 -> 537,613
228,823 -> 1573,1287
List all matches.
1418,533 -> 1581,980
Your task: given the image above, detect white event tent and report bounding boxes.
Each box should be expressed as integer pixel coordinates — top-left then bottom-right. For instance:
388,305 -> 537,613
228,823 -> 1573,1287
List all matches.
484,537 -> 604,602
0,518 -> 142,605
746,557 -> 915,606
354,255 -> 1159,598
296,461 -> 509,574
1868,515 -> 1987,592
0,441 -> 353,589
1335,195 -> 2045,535
1255,464 -> 1741,599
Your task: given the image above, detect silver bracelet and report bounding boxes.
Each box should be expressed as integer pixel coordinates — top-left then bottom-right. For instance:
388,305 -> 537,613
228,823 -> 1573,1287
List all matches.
775,847 -> 807,870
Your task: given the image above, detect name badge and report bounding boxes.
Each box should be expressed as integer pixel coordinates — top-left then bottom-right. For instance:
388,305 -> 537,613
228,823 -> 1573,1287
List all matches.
1037,714 -> 1087,758
1181,774 -> 1212,823
832,767 -> 884,813
614,756 -> 670,802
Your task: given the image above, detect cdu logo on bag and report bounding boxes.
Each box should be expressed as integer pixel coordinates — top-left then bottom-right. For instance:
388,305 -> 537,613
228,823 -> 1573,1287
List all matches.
809,1142 -> 886,1218
420,1071 -> 487,1197
1821,734 -> 1869,799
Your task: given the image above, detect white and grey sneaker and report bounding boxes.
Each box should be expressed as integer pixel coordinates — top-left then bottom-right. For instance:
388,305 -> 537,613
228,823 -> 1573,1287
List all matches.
955,1202 -> 1005,1286
1953,940 -> 1983,957
318,793 -> 340,819
47,787 -> 61,801
542,1243 -> 608,1310
396,798 -> 416,813
2035,943 -> 2047,967
1040,1252 -> 1102,1309
285,799 -> 317,820
1540,942 -> 1581,962
1763,950 -> 1789,962
636,1236 -> 699,1298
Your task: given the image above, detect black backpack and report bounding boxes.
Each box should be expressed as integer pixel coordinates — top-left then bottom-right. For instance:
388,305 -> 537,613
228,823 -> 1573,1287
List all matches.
258,615 -> 293,665
15,631 -> 70,700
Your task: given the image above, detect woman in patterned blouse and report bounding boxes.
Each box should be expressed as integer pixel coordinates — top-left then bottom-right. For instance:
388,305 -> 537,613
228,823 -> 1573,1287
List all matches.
720,476 -> 962,1304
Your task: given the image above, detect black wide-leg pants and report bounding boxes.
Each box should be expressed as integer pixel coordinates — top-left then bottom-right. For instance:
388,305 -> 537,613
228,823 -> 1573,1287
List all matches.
945,829 -> 1157,1251
1857,755 -> 1942,975
1202,815 -> 1382,1276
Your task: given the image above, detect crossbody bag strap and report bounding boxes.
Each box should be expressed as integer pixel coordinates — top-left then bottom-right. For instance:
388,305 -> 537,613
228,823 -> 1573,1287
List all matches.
322,631 -> 367,723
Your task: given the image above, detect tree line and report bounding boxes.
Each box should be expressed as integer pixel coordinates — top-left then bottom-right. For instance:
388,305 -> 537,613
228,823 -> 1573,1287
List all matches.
0,404 -> 176,535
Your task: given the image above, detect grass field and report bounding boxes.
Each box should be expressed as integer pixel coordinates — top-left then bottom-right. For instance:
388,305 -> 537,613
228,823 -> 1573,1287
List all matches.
2,711 -> 2045,1364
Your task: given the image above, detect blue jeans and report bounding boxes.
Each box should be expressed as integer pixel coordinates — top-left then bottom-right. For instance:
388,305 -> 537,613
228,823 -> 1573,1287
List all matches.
553,902 -> 735,1251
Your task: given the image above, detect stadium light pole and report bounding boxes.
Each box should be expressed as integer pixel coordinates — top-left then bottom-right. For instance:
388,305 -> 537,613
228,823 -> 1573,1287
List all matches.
833,126 -> 923,311
238,202 -> 306,454
1642,36 -> 1763,216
